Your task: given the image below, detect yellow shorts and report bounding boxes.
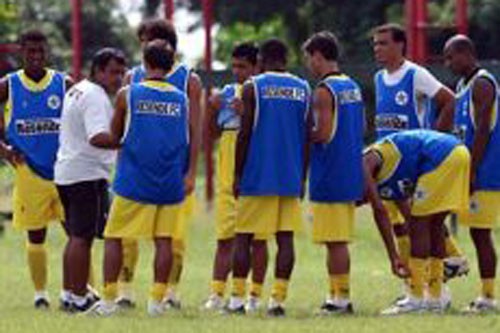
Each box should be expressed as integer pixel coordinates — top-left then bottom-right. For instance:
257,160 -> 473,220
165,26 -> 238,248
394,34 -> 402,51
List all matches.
236,196 -> 302,236
383,200 -> 404,225
411,146 -> 470,216
459,191 -> 500,229
12,164 -> 63,231
105,195 -> 182,239
312,202 -> 355,243
215,131 -> 237,240
174,193 -> 196,241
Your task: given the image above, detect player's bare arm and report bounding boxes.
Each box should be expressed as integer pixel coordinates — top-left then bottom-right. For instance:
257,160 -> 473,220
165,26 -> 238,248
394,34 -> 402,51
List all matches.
469,77 -> 496,190
433,86 -> 455,132
233,81 -> 255,199
363,151 -> 409,278
0,77 -> 24,166
184,72 -> 203,195
207,91 -> 223,139
311,85 -> 334,144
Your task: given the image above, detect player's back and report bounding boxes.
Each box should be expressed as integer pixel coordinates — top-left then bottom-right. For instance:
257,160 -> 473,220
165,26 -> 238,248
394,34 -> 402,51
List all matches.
240,72 -> 310,197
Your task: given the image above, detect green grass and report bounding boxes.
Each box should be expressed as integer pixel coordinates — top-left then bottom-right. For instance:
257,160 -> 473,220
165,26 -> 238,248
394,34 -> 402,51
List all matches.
0,197 -> 500,332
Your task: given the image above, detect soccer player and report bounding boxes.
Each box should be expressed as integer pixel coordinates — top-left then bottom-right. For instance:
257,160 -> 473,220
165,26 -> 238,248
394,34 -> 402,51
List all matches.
55,48 -> 126,312
118,18 -> 202,308
0,30 -> 72,308
87,40 -> 195,316
363,130 -> 470,314
444,35 -> 500,313
228,39 -> 310,316
372,23 -> 467,282
204,42 -> 268,311
302,30 -> 405,314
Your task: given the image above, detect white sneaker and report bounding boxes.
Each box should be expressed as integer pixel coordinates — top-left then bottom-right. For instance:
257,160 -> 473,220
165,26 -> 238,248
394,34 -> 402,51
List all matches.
223,296 -> 246,314
245,295 -> 261,313
444,256 -> 469,281
34,291 -> 50,309
425,285 -> 452,313
84,300 -> 118,317
463,297 -> 498,314
381,296 -> 426,315
147,299 -> 167,317
203,294 -> 225,311
162,290 -> 181,309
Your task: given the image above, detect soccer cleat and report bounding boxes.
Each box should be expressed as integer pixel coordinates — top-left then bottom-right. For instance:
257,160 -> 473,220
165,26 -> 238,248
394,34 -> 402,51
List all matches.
222,296 -> 246,315
84,300 -> 118,317
444,256 -> 469,281
203,294 -> 225,311
245,295 -> 261,313
463,297 -> 498,314
319,300 -> 354,315
34,292 -> 50,310
148,299 -> 167,317
116,296 -> 136,309
87,285 -> 101,303
381,296 -> 426,315
71,295 -> 99,313
163,290 -> 182,310
267,298 -> 286,317
59,291 -> 73,312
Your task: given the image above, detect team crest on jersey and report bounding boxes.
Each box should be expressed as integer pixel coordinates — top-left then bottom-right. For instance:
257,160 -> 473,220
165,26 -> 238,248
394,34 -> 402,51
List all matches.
413,186 -> 427,201
47,94 -> 62,110
395,90 -> 409,106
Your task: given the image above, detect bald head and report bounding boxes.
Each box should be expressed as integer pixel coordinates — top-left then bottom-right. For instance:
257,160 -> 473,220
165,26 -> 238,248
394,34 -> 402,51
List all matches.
444,34 -> 476,57
443,34 -> 478,76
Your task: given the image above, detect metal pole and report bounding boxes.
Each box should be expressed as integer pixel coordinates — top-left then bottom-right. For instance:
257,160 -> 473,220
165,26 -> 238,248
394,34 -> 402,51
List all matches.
202,0 -> 214,203
164,0 -> 174,21
71,0 -> 82,80
455,0 -> 468,35
405,0 -> 416,61
415,0 -> 428,64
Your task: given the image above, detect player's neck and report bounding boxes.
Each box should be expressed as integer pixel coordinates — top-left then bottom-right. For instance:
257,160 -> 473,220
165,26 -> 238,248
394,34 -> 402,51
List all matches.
319,62 -> 340,79
463,64 -> 481,84
145,69 -> 168,81
23,67 -> 47,82
385,57 -> 405,74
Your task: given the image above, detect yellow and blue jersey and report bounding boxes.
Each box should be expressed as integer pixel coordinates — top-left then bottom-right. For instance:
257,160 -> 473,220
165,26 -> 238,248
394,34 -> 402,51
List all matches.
309,74 -> 365,202
5,69 -> 66,180
373,130 -> 460,200
454,68 -> 500,190
216,83 -> 242,130
113,81 -> 189,204
240,72 -> 310,197
375,68 -> 426,139
130,62 -> 190,93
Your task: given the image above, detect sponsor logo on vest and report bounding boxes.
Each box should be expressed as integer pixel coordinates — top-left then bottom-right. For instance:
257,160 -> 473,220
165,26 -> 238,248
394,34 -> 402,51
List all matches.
136,100 -> 182,117
262,85 -> 306,101
375,114 -> 409,130
16,118 -> 60,135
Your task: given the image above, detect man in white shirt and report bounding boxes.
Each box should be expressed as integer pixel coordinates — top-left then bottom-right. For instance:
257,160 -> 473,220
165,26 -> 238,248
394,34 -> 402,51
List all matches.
372,23 -> 468,314
55,48 -> 126,312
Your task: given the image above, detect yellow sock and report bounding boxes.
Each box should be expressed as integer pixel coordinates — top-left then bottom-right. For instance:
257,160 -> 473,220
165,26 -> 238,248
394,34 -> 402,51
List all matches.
249,282 -> 263,298
232,278 -> 246,298
428,257 -> 444,299
330,274 -> 350,300
409,258 -> 428,299
26,242 -> 47,291
396,235 -> 411,266
120,239 -> 139,283
150,283 -> 167,302
271,279 -> 289,303
211,280 -> 226,296
481,278 -> 495,299
103,282 -> 118,301
169,239 -> 184,286
445,235 -> 463,257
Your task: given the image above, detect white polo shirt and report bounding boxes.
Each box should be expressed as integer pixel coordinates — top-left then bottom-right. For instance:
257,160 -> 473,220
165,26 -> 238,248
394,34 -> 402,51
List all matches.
55,79 -> 116,185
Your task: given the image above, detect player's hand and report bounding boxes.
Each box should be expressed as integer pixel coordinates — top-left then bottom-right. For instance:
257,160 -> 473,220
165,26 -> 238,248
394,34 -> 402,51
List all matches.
209,94 -> 222,111
0,145 -> 24,167
230,98 -> 244,116
390,255 -> 410,279
184,174 -> 196,195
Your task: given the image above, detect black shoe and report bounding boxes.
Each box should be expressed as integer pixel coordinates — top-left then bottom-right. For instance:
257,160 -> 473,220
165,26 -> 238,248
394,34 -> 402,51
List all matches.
320,301 -> 354,315
267,305 -> 286,317
34,298 -> 50,310
223,304 -> 246,315
164,298 -> 182,310
71,297 -> 98,313
59,298 -> 73,312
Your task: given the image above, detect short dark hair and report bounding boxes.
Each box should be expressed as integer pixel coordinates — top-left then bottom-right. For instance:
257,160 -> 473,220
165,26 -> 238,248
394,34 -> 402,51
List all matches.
259,39 -> 288,66
19,29 -> 48,46
232,42 -> 259,65
373,23 -> 407,55
302,31 -> 340,61
449,36 -> 477,57
90,48 -> 126,77
137,18 -> 178,51
143,41 -> 175,72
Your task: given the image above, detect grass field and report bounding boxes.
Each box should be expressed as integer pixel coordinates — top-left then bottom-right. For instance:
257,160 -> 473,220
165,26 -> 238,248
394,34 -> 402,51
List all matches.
1,192 -> 500,333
